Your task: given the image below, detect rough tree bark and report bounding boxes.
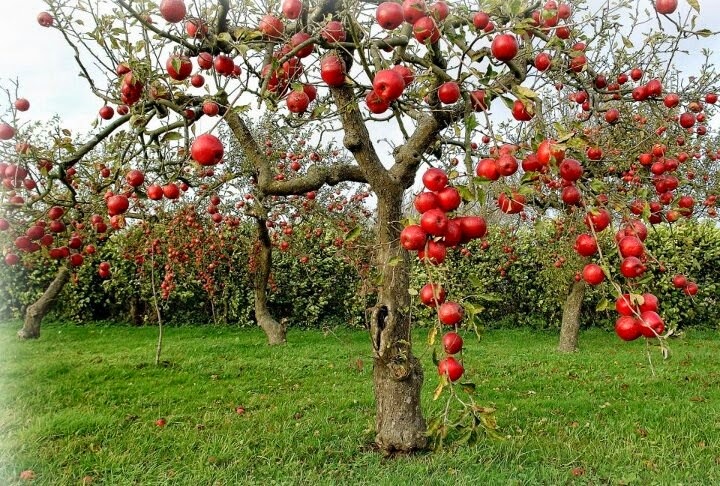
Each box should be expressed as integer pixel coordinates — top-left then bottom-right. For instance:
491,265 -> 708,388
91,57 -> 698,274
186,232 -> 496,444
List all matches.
17,266 -> 71,340
557,280 -> 586,353
370,189 -> 427,452
254,216 -> 286,345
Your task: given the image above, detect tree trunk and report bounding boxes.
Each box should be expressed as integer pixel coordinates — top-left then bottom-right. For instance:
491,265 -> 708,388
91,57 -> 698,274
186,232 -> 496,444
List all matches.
254,217 -> 287,345
17,266 -> 71,340
557,280 -> 585,353
371,190 -> 427,452
128,296 -> 145,325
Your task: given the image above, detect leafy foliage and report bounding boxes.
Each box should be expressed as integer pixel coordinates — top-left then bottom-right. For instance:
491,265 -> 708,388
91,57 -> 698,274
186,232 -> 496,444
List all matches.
412,221 -> 720,331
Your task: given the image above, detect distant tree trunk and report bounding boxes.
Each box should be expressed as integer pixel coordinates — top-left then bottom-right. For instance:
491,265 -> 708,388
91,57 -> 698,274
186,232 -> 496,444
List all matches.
128,296 -> 145,325
371,189 -> 427,452
557,280 -> 585,353
17,266 -> 71,340
254,216 -> 286,345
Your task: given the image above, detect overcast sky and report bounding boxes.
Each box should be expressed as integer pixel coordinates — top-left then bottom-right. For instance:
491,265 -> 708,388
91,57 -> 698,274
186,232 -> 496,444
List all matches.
2,0 -> 720,136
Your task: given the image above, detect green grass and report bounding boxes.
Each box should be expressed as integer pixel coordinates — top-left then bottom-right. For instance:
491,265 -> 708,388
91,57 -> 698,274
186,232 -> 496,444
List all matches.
1,322 -> 719,485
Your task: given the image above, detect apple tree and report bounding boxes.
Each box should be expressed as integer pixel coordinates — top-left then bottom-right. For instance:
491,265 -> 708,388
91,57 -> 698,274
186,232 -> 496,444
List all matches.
1,0 -> 718,452
0,83 -> 139,338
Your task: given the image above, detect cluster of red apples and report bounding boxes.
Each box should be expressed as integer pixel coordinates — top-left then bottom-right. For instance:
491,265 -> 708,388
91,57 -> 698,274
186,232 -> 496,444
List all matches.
401,168 -> 488,383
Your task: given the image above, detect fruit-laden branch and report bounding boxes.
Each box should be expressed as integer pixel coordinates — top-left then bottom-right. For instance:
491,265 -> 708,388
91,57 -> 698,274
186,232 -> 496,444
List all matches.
115,0 -> 198,54
329,86 -> 390,188
60,114 -> 131,170
264,163 -> 367,195
391,50 -> 531,186
224,109 -> 367,195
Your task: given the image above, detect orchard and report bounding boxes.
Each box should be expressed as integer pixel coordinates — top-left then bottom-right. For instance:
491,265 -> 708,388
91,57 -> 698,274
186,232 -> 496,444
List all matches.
1,0 -> 719,475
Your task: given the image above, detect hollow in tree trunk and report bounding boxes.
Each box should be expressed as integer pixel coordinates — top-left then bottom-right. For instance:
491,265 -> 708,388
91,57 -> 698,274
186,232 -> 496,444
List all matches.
17,266 -> 71,340
254,216 -> 286,345
557,279 -> 585,353
371,189 -> 427,452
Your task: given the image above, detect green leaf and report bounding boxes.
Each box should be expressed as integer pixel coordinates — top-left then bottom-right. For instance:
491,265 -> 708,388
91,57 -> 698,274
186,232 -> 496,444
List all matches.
596,298 -> 610,312
387,256 -> 402,267
161,132 -> 183,142
432,347 -> 440,366
428,326 -> 438,346
589,179 -> 607,193
217,32 -> 234,44
687,0 -> 700,13
456,184 -> 474,202
514,85 -> 539,100
499,95 -> 514,110
621,35 -> 634,48
433,378 -> 446,400
465,114 -> 478,132
344,226 -> 362,242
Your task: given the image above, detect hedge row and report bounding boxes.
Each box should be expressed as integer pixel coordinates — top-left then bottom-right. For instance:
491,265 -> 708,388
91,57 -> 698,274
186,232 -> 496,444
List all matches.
1,221 -> 717,331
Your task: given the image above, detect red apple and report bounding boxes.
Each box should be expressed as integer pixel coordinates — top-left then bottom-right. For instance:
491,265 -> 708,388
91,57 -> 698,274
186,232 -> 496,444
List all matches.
413,16 -> 440,44
420,208 -> 448,236
99,106 -> 114,120
191,134 -> 224,166
438,301 -> 463,326
166,54 -> 193,80
373,69 -> 405,102
286,91 -> 310,113
282,0 -> 302,19
403,0 -> 427,24
37,12 -> 54,27
320,55 -> 346,87
400,225 -> 427,251
620,256 -> 646,278
417,240 -> 446,264
163,183 -> 180,199
639,311 -> 665,337
574,234 -> 597,257
437,357 -> 464,381
107,195 -> 129,216
438,81 -> 461,104
15,98 -> 30,112
472,12 -> 489,30
376,2 -> 404,30
419,283 -> 446,307
259,15 -> 284,38
654,0 -> 678,15
159,0 -> 186,23
147,185 -> 164,200
491,34 -> 518,61
615,316 -> 642,341
422,168 -> 448,191
582,263 -> 605,285
435,186 -> 461,212
534,52 -> 551,71
126,169 -> 145,187
442,332 -> 463,354
414,191 -> 439,213
321,20 -> 346,43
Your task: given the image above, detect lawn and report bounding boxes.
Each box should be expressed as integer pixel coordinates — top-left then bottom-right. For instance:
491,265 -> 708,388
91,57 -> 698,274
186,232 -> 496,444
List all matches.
0,321 -> 719,485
